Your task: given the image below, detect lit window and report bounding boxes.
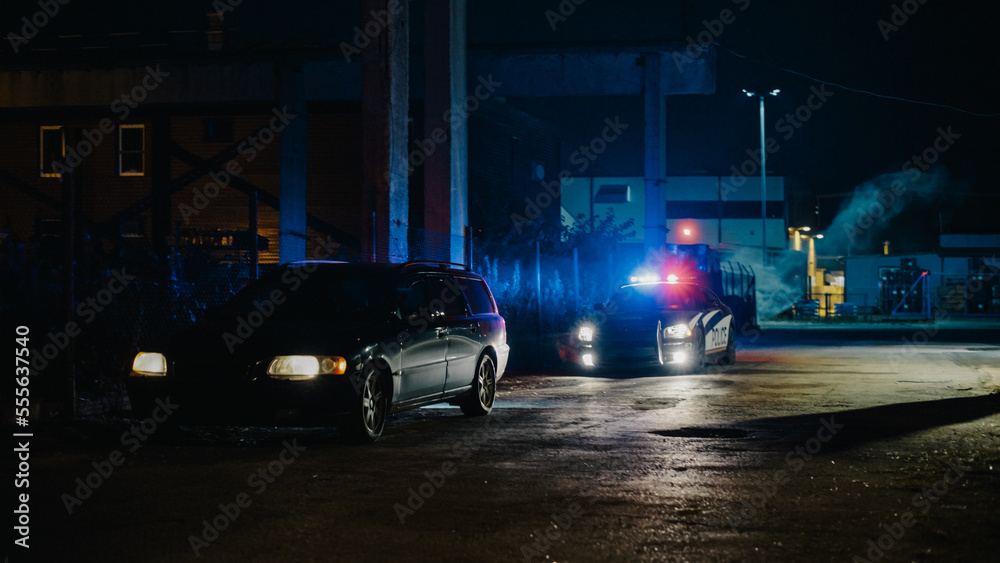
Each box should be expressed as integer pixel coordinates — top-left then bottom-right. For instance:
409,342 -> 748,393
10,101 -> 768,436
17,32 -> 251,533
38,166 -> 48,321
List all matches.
119,125 -> 145,176
39,126 -> 65,177
594,184 -> 630,204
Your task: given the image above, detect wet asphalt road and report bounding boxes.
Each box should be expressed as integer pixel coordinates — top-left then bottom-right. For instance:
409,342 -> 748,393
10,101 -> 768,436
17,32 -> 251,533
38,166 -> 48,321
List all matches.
23,326 -> 1000,563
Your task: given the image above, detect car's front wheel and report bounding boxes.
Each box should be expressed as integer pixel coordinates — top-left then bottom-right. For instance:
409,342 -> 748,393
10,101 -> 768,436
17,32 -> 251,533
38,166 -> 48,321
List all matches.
343,365 -> 389,443
461,354 -> 496,416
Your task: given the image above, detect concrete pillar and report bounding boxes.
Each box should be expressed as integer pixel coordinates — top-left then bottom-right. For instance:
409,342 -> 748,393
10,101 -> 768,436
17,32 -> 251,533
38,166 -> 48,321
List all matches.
423,0 -> 467,264
362,0 -> 409,262
279,62 -> 308,263
643,53 -> 667,256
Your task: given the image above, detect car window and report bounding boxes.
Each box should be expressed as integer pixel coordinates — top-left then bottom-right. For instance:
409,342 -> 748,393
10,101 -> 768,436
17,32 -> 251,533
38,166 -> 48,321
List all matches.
703,288 -> 722,307
398,279 -> 428,319
458,277 -> 496,315
423,276 -> 469,319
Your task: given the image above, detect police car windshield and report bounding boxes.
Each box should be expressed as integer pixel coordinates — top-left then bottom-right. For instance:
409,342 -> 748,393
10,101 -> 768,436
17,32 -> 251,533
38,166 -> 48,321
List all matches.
608,283 -> 706,312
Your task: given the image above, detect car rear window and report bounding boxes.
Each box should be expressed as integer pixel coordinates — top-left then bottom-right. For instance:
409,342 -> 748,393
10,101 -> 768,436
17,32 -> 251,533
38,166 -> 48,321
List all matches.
459,278 -> 496,315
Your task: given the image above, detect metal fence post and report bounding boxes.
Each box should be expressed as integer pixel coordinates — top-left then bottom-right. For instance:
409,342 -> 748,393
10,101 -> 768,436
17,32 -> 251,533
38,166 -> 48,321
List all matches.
62,165 -> 76,416
248,190 -> 259,280
573,247 -> 579,311
535,241 -> 542,357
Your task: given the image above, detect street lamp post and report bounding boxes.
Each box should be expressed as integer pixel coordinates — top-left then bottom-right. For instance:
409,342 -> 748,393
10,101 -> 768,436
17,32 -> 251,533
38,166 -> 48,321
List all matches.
743,88 -> 779,266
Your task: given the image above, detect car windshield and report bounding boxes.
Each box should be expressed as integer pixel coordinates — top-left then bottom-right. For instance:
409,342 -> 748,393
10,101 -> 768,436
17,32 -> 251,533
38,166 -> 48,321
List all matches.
217,265 -> 397,322
607,283 -> 706,313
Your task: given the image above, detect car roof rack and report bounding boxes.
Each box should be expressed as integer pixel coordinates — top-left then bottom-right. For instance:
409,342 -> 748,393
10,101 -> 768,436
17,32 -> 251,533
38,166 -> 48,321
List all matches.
402,261 -> 471,272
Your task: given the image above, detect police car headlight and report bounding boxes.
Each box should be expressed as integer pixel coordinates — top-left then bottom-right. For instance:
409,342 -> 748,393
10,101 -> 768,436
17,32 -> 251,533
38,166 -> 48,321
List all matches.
577,324 -> 595,342
665,324 -> 692,338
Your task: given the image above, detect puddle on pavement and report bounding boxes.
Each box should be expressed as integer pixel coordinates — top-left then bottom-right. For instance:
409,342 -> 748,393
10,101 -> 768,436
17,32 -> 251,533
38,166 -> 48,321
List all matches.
633,397 -> 682,410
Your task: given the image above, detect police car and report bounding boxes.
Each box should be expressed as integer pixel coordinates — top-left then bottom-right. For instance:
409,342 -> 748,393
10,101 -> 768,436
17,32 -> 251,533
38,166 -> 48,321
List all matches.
572,274 -> 736,372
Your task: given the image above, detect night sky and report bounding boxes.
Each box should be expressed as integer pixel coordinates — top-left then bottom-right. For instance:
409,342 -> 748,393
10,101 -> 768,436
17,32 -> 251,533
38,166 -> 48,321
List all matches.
471,0 -> 1000,250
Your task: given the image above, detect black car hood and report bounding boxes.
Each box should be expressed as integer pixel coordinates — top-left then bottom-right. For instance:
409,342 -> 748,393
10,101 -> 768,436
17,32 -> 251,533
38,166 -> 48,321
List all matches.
166,318 -> 390,363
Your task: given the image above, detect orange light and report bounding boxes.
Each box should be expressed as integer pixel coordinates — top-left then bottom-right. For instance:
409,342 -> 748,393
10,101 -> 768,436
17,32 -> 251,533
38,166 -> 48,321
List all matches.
320,356 -> 348,374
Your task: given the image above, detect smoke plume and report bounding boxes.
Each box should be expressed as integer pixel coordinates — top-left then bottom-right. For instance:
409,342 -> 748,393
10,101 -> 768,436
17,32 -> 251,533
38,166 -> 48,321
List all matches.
820,167 -> 950,254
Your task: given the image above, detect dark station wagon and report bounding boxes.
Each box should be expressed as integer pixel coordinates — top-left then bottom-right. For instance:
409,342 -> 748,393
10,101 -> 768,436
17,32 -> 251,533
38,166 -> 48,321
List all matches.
127,261 -> 510,442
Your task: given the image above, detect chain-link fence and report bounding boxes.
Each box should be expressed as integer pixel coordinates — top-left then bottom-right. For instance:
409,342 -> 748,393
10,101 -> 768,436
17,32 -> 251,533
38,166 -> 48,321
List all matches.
3,216 -> 638,407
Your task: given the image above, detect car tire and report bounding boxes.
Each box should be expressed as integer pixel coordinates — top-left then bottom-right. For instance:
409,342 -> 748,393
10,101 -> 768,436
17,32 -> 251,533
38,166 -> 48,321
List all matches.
718,323 -> 737,366
461,354 -> 496,416
343,364 -> 390,443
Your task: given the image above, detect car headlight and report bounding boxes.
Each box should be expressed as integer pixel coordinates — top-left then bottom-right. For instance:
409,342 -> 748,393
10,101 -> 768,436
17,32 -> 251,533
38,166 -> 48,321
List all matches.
665,324 -> 692,338
131,352 -> 167,376
267,355 -> 347,380
577,324 -> 595,342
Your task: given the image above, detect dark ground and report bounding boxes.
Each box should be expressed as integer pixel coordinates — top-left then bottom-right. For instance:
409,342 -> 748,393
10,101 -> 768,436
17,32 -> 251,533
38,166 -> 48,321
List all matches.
13,324 -> 1000,562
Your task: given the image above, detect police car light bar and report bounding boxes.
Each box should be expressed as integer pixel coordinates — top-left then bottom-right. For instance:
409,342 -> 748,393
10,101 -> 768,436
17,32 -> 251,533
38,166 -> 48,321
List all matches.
629,273 -> 661,283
